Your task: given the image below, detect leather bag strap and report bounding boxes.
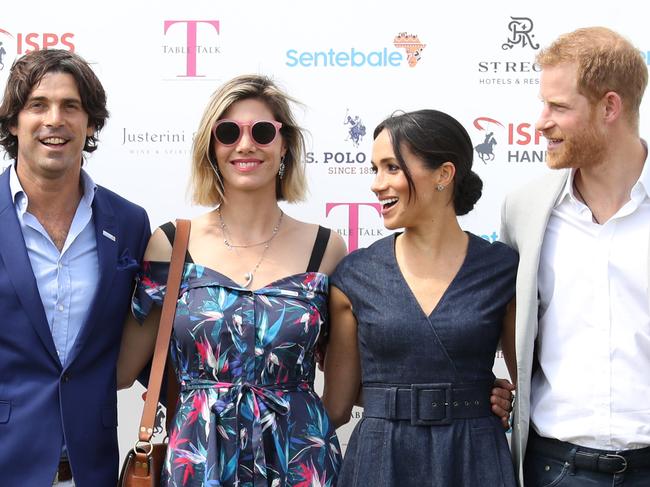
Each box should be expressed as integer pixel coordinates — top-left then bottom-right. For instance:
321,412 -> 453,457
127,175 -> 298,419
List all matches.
138,219 -> 190,442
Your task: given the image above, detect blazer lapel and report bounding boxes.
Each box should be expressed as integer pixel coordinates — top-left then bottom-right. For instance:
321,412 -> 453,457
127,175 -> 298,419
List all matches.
0,170 -> 60,364
66,189 -> 118,366
512,169 -> 568,473
516,170 -> 569,347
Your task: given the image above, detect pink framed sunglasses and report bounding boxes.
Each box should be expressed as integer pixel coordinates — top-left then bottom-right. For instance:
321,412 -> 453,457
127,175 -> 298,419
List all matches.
212,119 -> 283,147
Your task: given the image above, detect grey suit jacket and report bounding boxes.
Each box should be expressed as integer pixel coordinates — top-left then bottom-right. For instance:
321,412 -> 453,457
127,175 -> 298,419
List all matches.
499,169 -> 569,486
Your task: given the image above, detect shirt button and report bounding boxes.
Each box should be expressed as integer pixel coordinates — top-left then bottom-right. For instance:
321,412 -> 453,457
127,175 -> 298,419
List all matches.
58,263 -> 64,269
58,305 -> 64,312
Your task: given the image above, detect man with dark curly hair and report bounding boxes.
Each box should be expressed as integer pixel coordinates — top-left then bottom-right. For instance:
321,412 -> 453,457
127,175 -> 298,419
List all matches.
0,49 -> 150,487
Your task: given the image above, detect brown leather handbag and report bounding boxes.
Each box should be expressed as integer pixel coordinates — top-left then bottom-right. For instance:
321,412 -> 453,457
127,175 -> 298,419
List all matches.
117,220 -> 190,487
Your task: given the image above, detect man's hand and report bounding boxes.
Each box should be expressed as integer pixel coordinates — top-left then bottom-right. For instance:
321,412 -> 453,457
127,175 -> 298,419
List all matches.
315,334 -> 328,372
491,378 -> 515,429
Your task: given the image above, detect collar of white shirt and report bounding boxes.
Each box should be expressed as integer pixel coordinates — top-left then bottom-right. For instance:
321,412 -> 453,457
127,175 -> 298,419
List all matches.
555,138 -> 650,210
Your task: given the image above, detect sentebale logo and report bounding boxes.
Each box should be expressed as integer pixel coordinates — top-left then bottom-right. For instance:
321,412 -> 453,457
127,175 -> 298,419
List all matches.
286,33 -> 425,68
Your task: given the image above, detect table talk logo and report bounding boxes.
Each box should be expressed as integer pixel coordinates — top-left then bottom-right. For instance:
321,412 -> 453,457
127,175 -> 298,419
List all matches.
162,20 -> 221,78
325,202 -> 384,252
0,27 -> 75,70
286,32 -> 425,68
473,116 -> 546,163
476,16 -> 541,86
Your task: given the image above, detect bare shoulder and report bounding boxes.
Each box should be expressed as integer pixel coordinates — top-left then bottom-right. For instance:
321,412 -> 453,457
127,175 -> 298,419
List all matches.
144,226 -> 173,262
321,230 -> 347,275
285,218 -> 347,274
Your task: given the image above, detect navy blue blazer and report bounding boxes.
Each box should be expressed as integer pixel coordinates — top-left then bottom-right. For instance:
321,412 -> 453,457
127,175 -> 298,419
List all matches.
0,167 -> 151,487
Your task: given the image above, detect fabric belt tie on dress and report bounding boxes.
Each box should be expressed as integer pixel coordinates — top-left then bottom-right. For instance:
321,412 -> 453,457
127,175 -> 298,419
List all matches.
362,382 -> 493,425
528,430 -> 650,475
182,380 -> 312,486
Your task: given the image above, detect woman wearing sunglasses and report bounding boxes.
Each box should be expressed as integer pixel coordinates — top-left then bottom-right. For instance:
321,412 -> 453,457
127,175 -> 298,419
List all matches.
117,74 -> 346,486
322,109 -> 518,487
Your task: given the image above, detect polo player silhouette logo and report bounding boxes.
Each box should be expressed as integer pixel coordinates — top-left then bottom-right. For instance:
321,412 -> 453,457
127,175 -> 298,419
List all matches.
139,391 -> 166,434
0,41 -> 6,70
344,109 -> 366,148
473,117 -> 504,163
475,132 -> 497,163
154,403 -> 166,435
0,28 -> 15,71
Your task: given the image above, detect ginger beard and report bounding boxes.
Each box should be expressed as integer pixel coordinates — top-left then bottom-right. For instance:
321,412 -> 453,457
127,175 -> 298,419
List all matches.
546,106 -> 607,170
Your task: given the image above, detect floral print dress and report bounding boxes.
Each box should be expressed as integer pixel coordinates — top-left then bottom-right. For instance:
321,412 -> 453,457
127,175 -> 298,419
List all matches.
132,261 -> 341,487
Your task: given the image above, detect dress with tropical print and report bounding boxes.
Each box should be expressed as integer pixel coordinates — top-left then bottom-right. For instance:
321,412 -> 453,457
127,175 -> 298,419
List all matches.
132,261 -> 341,487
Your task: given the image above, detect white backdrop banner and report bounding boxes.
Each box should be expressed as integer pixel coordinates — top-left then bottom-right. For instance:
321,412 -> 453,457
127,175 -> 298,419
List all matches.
1,0 -> 648,457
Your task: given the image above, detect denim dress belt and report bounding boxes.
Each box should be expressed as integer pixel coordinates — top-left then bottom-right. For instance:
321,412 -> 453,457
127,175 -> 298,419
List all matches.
528,431 -> 650,474
362,382 -> 493,426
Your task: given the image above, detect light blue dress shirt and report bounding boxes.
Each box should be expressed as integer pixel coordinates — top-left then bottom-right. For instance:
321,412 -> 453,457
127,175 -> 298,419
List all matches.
9,164 -> 100,367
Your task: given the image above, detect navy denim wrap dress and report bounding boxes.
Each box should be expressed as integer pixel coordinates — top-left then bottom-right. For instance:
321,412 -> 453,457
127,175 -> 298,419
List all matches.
331,233 -> 518,487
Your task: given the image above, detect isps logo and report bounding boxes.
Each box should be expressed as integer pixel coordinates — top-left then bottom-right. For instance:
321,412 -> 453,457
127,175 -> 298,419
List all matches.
0,27 -> 75,60
473,116 -> 546,163
17,32 -> 74,54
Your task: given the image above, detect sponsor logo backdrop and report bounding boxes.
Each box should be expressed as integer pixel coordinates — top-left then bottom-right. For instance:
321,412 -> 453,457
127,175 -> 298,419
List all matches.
2,0 -> 648,457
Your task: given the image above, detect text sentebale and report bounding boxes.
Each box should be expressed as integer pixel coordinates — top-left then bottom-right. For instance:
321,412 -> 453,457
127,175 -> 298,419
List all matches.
286,48 -> 403,67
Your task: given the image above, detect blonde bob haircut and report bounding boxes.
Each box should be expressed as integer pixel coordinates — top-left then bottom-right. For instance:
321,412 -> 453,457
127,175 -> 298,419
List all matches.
537,26 -> 648,129
190,74 -> 307,206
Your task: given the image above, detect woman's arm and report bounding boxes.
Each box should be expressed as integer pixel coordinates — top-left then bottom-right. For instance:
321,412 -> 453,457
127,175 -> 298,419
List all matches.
322,285 -> 361,429
116,310 -> 160,390
116,228 -> 173,390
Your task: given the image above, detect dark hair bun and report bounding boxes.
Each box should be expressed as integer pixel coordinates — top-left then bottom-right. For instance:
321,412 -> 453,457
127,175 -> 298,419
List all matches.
454,170 -> 482,215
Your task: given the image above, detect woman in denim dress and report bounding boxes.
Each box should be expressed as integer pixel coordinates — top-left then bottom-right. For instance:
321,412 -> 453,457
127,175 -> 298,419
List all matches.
323,109 -> 518,487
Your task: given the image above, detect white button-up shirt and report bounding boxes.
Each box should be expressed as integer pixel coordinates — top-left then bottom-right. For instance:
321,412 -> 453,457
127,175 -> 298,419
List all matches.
532,150 -> 650,450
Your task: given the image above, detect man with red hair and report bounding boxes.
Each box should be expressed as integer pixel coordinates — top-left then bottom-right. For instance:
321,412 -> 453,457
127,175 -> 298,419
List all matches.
502,27 -> 650,486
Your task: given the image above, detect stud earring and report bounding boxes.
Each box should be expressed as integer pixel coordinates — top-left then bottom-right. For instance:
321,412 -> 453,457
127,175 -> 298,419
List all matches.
436,184 -> 445,191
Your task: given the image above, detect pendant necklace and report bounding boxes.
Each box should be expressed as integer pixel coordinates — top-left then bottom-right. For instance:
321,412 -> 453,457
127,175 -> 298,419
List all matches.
217,206 -> 284,288
573,182 -> 601,224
